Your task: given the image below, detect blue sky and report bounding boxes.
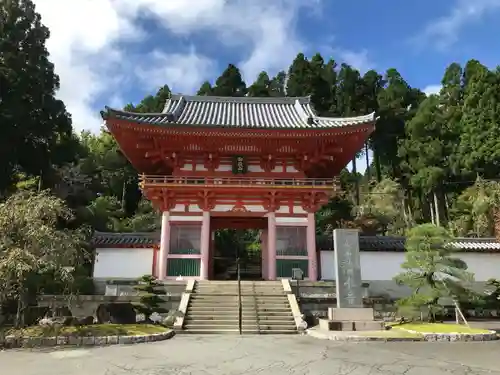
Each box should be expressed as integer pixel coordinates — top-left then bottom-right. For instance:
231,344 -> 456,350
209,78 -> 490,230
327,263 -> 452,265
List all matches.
34,0 -> 500,135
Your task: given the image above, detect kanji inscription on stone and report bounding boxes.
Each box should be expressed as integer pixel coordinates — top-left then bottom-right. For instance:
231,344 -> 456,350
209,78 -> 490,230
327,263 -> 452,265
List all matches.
333,229 -> 363,308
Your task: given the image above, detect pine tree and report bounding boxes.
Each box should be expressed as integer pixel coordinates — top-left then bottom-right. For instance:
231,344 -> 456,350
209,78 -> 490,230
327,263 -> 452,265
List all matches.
394,224 -> 473,321
133,275 -> 168,322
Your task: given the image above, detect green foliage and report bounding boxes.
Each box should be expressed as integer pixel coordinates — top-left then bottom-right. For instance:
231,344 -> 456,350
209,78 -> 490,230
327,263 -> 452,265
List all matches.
0,0 -> 77,192
482,279 -> 500,309
132,275 -> 168,320
449,178 -> 500,237
212,64 -> 247,97
355,179 -> 410,235
394,224 -> 474,322
0,190 -> 91,326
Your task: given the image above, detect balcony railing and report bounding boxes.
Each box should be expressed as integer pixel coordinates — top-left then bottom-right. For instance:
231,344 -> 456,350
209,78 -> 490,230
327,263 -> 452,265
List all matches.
139,174 -> 339,190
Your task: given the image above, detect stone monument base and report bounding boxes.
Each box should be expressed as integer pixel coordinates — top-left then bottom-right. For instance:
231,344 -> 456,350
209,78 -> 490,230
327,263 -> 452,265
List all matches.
319,307 -> 385,332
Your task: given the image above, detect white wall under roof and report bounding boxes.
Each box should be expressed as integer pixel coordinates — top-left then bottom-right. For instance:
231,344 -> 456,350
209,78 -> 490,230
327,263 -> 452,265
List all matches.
93,248 -> 153,279
320,251 -> 500,282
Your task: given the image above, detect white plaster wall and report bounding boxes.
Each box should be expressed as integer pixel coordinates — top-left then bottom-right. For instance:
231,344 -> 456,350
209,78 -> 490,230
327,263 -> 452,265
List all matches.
93,248 -> 153,279
188,204 -> 203,212
320,251 -> 500,282
248,165 -> 265,173
276,217 -> 307,224
170,216 -> 202,222
294,205 -> 307,214
171,204 -> 185,212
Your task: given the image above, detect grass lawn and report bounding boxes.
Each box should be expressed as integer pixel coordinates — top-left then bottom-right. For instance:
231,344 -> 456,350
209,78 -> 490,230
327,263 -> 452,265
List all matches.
391,323 -> 492,334
5,324 -> 168,337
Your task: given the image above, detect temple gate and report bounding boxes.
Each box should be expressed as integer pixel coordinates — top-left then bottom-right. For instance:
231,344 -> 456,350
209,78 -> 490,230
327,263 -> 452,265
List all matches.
101,95 -> 375,281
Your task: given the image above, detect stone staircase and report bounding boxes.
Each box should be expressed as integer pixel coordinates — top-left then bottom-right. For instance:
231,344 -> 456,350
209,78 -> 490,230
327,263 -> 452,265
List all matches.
183,281 -> 297,334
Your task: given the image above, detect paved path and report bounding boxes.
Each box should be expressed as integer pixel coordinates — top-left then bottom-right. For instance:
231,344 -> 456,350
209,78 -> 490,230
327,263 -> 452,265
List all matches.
1,334 -> 500,375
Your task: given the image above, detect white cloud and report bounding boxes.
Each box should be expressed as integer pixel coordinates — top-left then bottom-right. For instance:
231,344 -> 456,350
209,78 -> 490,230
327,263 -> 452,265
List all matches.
336,49 -> 374,74
135,48 -> 215,95
417,0 -> 500,49
33,0 -> 322,133
423,84 -> 442,96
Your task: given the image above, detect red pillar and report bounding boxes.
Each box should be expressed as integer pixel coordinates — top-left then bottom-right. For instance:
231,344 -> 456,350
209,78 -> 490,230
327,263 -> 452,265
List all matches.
267,212 -> 277,280
306,212 -> 318,281
200,211 -> 210,280
158,211 -> 170,279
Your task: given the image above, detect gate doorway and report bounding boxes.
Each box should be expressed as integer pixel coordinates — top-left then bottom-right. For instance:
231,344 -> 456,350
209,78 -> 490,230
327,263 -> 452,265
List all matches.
210,216 -> 267,280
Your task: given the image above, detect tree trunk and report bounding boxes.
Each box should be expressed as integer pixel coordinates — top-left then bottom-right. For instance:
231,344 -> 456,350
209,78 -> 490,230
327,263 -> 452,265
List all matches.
429,198 -> 435,225
374,147 -> 382,182
433,191 -> 440,227
493,207 -> 500,242
364,142 -> 370,181
352,158 -> 360,206
121,177 -> 127,211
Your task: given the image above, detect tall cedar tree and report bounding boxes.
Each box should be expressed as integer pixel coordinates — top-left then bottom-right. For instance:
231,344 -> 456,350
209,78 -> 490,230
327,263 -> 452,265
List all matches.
212,64 -> 247,96
197,81 -> 213,96
0,0 -> 75,191
456,61 -> 500,179
247,72 -> 272,97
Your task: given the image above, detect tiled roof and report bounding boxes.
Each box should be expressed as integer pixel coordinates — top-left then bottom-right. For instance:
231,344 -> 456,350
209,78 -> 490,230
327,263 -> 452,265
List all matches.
92,232 -> 159,247
93,232 -> 500,252
101,95 -> 376,130
316,235 -> 500,252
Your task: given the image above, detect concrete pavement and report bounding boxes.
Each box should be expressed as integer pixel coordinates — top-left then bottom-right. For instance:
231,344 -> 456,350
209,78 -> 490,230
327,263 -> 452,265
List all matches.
1,334 -> 499,375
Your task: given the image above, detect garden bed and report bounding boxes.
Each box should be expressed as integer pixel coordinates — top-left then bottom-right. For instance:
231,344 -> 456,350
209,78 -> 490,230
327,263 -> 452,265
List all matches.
0,324 -> 174,348
390,323 -> 497,341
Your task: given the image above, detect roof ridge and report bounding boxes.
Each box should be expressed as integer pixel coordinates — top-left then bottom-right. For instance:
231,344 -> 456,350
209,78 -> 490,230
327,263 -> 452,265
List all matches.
102,107 -> 171,118
168,94 -> 312,105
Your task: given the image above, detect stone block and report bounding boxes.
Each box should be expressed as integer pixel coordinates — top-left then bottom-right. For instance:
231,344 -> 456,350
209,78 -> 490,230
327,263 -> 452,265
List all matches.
41,337 -> 57,346
107,335 -> 119,345
119,335 -> 132,344
56,336 -> 69,346
353,321 -> 384,331
69,336 -> 82,346
94,336 -> 108,346
318,319 -> 354,331
5,336 -> 18,348
150,333 -> 161,341
82,336 -> 95,346
328,307 -> 374,322
134,335 -> 146,344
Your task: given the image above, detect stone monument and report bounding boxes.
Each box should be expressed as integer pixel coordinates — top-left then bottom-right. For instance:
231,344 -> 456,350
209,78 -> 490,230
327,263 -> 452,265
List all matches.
319,229 -> 384,331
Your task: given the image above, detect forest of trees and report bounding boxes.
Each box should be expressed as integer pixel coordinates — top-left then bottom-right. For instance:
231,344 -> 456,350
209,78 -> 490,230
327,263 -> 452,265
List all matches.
3,0 -> 500,244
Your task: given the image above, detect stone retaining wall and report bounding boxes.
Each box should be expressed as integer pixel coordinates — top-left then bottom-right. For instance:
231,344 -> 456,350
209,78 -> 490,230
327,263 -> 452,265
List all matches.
396,329 -> 498,342
0,330 -> 175,349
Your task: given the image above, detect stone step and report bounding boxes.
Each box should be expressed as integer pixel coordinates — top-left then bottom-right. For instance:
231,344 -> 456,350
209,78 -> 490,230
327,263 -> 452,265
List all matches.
181,329 -> 257,334
190,294 -> 287,298
187,309 -> 291,317
193,286 -> 284,293
196,281 -> 282,284
184,319 -> 258,325
190,298 -> 289,303
182,329 -> 297,334
183,323 -> 296,331
189,298 -> 289,304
